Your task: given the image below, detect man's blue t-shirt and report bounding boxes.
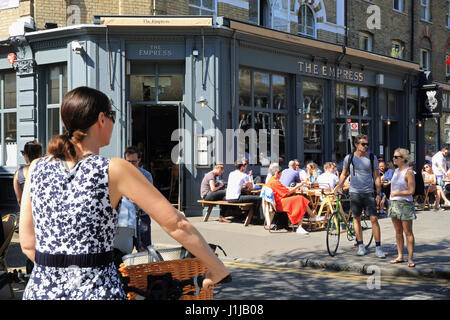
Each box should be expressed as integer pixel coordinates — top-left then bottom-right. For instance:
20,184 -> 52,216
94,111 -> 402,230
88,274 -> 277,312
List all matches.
279,168 -> 301,187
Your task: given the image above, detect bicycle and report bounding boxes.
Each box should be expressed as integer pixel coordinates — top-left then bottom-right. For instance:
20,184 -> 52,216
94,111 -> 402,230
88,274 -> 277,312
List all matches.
326,192 -> 373,257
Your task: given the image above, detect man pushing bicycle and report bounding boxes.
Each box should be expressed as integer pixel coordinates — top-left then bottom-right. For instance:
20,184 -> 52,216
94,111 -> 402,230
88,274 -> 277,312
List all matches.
336,134 -> 386,258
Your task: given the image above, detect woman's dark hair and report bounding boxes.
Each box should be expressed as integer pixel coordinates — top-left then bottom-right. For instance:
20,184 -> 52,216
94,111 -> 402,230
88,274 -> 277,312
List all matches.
48,86 -> 111,161
23,141 -> 43,162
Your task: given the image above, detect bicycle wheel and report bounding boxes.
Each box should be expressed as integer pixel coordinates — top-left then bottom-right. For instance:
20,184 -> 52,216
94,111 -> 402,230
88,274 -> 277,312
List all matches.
361,212 -> 373,249
326,212 -> 340,257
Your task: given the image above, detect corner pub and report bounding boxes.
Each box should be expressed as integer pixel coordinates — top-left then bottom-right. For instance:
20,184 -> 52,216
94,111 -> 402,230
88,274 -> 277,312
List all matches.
0,15 -> 431,218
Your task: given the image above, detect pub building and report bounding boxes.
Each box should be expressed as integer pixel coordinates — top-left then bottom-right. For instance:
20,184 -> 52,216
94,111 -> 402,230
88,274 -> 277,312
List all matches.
0,16 -> 432,217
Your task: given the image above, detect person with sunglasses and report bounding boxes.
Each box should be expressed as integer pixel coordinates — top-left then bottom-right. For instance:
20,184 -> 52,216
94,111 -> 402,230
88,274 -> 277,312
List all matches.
336,134 -> 385,258
19,86 -> 229,300
389,149 -> 416,268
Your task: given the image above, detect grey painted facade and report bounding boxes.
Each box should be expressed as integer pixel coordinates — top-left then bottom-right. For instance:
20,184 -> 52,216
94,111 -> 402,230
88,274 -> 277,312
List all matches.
0,17 -> 420,216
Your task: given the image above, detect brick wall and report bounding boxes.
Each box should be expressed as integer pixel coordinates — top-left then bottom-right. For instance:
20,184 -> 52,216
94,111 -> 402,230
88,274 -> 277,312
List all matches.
218,2 -> 248,22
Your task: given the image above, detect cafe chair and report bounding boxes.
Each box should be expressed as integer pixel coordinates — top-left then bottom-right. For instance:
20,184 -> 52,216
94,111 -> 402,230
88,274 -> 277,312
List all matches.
0,214 -> 18,298
260,186 -> 292,233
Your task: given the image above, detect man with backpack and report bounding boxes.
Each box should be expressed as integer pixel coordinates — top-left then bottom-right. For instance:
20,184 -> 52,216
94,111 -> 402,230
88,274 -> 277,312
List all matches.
336,134 -> 385,258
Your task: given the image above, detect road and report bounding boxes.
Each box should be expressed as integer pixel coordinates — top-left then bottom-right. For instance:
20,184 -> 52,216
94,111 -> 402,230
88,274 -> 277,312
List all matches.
213,261 -> 450,300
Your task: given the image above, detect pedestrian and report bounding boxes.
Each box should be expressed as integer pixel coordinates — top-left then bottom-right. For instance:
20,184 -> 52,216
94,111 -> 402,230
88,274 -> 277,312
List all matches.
13,140 -> 43,275
124,146 -> 154,251
389,149 -> 416,268
19,86 -> 228,300
200,163 -> 230,223
431,146 -> 449,188
13,141 -> 43,206
112,146 -> 154,268
336,134 -> 385,258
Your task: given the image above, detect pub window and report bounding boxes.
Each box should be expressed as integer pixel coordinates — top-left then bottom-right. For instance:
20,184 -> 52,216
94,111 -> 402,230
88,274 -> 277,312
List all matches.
391,40 -> 405,59
420,48 -> 430,71
130,62 -> 184,103
46,64 -> 67,144
421,0 -> 431,22
303,81 -> 323,164
334,83 -> 372,164
0,72 -> 17,167
188,0 -> 216,16
440,93 -> 450,148
358,31 -> 373,52
238,68 -> 288,165
298,4 -> 315,37
424,118 -> 438,162
249,0 -> 259,25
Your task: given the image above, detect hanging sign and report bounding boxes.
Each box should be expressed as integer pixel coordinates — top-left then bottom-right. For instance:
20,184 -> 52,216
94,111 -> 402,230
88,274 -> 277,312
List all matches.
7,53 -> 16,65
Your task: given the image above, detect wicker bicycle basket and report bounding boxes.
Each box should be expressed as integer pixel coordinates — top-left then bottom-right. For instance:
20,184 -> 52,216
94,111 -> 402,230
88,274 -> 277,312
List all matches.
119,257 -> 213,300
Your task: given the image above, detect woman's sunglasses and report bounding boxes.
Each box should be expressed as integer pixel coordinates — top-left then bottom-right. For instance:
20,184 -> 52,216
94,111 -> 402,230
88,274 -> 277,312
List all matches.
104,110 -> 116,123
393,155 -> 403,159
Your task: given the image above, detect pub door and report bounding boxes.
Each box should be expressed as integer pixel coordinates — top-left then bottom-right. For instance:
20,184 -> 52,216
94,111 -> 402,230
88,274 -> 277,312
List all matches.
130,104 -> 180,207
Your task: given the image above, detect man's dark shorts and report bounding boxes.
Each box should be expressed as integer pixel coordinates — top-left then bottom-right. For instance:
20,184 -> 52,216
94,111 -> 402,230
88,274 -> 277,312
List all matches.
349,192 -> 378,218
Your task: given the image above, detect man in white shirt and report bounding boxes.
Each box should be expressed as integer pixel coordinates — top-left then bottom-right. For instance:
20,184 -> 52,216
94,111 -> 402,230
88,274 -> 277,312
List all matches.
432,147 -> 449,187
226,160 -> 262,218
317,162 -> 339,192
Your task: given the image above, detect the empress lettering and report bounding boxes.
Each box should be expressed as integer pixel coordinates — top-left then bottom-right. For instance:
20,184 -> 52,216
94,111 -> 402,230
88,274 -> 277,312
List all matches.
298,61 -> 364,82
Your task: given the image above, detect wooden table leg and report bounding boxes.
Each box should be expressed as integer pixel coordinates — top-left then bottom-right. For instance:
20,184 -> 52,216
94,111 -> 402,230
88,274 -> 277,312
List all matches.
244,206 -> 253,227
203,205 -> 214,222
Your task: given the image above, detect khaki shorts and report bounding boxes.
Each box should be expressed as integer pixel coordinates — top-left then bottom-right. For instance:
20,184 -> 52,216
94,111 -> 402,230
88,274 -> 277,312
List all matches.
388,200 -> 416,221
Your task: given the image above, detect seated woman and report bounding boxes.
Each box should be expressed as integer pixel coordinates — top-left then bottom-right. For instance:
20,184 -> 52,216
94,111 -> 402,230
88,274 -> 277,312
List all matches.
422,164 -> 450,209
300,161 -> 322,187
266,163 -> 324,235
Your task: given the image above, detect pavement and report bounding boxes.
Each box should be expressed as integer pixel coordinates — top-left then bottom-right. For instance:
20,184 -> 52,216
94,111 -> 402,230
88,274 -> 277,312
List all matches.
1,208 -> 449,300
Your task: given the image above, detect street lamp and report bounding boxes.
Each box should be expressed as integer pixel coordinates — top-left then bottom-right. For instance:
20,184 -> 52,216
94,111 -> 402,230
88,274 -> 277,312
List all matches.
196,96 -> 208,108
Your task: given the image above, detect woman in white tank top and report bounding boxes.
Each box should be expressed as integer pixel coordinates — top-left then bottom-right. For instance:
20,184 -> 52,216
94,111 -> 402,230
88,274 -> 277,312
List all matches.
388,148 -> 416,268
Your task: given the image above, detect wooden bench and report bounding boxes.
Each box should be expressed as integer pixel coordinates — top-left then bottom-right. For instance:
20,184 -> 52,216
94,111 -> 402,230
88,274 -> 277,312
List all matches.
197,200 -> 255,226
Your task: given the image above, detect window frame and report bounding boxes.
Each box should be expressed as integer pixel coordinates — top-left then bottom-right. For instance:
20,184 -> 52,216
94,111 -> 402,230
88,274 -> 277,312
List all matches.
334,83 -> 373,164
298,4 -> 316,38
188,0 -> 217,17
420,0 -> 431,22
45,64 -> 67,146
0,72 -> 18,168
391,40 -> 405,59
237,67 -> 289,165
420,48 -> 431,71
358,31 -> 373,52
393,0 -> 404,12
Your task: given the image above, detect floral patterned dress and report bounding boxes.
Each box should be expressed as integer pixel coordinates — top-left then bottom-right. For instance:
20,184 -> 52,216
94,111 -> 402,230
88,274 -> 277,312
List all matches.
23,154 -> 125,300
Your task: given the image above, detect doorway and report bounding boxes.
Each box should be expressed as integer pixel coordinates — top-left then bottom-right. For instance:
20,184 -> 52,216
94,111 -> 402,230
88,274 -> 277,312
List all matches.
131,104 -> 180,206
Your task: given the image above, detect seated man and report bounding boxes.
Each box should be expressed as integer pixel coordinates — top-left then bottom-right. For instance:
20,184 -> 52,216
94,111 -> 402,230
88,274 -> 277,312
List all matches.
200,163 -> 230,223
317,162 -> 339,192
226,159 -> 262,218
279,159 -> 307,188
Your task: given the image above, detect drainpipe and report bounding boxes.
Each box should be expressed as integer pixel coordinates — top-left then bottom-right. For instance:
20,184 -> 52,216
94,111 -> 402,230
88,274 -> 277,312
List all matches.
344,0 -> 348,46
410,0 -> 414,61
153,0 -> 157,15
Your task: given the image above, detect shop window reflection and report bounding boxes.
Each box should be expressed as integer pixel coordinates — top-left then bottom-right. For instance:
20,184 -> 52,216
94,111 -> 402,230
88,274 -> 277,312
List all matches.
254,72 -> 270,108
